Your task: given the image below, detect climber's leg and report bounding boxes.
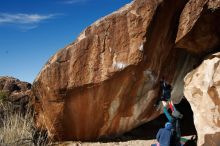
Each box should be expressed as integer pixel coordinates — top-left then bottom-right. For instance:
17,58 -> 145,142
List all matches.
163,107 -> 173,122
169,101 -> 174,112
170,100 -> 177,112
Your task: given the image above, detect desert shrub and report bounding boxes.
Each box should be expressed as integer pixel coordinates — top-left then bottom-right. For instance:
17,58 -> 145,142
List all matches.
0,103 -> 50,146
0,91 -> 7,103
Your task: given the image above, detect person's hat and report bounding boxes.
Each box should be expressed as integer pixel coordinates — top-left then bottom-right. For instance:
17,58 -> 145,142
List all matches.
165,122 -> 172,129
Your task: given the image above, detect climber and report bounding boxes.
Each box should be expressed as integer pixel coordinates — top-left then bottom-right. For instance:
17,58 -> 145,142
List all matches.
156,122 -> 174,146
154,78 -> 184,146
154,79 -> 174,110
155,79 -> 183,118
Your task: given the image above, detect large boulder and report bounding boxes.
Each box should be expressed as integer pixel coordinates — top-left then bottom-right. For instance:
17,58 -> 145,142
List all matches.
0,76 -> 32,118
184,53 -> 220,146
33,0 -> 220,142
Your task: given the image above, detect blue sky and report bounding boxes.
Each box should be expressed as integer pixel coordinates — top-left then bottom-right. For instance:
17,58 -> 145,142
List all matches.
0,0 -> 132,83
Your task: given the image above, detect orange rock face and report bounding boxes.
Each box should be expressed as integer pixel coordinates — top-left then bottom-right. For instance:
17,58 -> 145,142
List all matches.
184,53 -> 220,146
176,0 -> 220,54
33,0 -> 220,141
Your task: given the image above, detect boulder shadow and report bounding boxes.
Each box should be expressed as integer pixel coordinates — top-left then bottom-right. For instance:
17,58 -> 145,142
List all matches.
98,98 -> 197,142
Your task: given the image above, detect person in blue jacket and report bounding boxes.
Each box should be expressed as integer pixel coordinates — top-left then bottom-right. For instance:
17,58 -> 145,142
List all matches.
156,122 -> 173,146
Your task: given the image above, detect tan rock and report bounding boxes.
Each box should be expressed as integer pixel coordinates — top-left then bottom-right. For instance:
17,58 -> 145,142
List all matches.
184,53 -> 220,146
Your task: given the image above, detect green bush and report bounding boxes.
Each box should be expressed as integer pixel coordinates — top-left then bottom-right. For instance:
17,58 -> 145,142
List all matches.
0,90 -> 7,103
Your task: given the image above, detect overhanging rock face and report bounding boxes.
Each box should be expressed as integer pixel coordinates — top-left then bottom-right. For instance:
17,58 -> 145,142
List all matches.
176,0 -> 220,54
33,0 -> 220,141
184,53 -> 220,146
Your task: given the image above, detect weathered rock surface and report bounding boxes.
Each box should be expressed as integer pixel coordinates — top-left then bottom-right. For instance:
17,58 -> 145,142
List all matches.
176,0 -> 220,54
184,53 -> 220,146
0,76 -> 32,113
33,0 -> 220,142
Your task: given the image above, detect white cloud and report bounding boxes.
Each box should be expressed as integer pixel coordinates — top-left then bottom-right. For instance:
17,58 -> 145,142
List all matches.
62,0 -> 89,4
19,25 -> 39,32
0,13 -> 55,24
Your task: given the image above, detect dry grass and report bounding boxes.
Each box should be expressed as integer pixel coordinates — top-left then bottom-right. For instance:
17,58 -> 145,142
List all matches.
0,102 -> 50,146
0,109 -> 33,145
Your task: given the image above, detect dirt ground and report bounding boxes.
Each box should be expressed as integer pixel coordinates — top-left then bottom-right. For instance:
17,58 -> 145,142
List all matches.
55,136 -> 193,146
56,139 -> 157,146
